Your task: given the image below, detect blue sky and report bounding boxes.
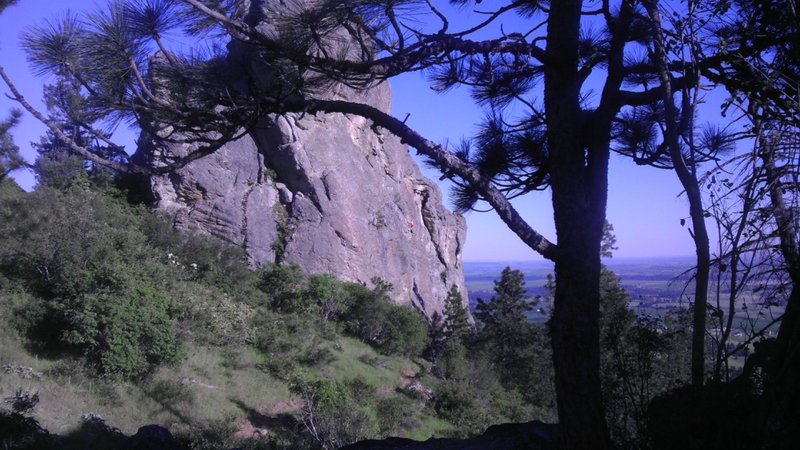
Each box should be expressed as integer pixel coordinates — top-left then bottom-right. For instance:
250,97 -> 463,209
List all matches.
0,0 -> 710,261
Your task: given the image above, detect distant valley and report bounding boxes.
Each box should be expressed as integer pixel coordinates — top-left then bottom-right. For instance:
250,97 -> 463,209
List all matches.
465,257 -> 695,323
465,257 -> 783,334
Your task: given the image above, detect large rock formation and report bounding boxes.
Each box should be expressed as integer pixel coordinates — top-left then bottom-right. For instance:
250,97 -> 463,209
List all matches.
135,79 -> 466,318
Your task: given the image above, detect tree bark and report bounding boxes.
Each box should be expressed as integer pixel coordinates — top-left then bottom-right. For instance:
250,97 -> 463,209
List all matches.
643,0 -> 711,386
545,1 -> 611,449
760,138 -> 800,449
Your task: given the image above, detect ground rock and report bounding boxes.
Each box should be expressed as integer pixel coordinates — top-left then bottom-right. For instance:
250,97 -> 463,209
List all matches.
340,420 -> 559,450
128,425 -> 183,450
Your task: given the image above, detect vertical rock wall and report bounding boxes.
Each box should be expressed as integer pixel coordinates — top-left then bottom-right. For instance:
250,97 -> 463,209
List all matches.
136,81 -> 467,318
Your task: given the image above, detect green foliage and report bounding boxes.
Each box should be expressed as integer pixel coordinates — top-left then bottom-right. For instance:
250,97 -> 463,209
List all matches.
473,267 -> 554,405
257,264 -> 311,313
32,147 -> 86,190
432,381 -> 479,432
601,220 -> 619,258
291,376 -> 375,449
424,311 -> 447,362
443,284 -> 471,343
344,280 -> 430,357
436,339 -> 469,381
432,360 -> 537,439
0,108 -> 24,181
598,266 -> 691,449
375,395 -> 421,437
143,213 -> 256,294
307,273 -> 354,322
56,281 -> 182,378
0,172 -> 444,443
0,183 -> 185,377
475,267 -> 534,344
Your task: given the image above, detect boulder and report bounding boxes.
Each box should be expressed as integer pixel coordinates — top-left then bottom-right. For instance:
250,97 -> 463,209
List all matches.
340,420 -> 559,450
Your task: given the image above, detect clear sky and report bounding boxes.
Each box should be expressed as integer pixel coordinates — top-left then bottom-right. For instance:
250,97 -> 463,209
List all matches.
0,0 -> 709,261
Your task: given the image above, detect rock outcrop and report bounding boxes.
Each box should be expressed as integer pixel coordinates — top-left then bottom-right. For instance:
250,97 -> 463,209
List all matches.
135,62 -> 466,318
340,421 -> 559,450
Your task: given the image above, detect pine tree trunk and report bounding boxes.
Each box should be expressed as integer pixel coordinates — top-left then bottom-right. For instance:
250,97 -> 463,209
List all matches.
545,2 -> 612,448
760,144 -> 800,448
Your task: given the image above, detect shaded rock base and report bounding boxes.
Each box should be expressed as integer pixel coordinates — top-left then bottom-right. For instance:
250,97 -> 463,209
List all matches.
340,420 -> 559,450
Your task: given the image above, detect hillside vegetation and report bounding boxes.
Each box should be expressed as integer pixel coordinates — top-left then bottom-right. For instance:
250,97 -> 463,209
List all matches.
0,169 -> 694,449
0,174 -> 556,449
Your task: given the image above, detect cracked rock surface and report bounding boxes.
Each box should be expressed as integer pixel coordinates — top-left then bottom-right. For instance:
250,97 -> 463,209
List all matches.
135,80 -> 467,318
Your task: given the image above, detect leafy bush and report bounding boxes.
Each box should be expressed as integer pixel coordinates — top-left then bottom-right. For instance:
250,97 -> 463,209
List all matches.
291,376 -> 375,449
54,279 -> 182,377
257,264 -> 311,313
344,280 -> 429,357
306,273 -> 354,322
375,395 -> 421,437
380,305 -> 430,356
433,381 -> 483,435
143,213 -> 258,295
0,185 -> 186,377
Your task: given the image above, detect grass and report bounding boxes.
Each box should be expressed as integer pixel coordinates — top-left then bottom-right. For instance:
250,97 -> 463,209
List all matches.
324,336 -> 420,388
405,414 -> 453,441
1,324 -> 449,443
0,329 -> 291,436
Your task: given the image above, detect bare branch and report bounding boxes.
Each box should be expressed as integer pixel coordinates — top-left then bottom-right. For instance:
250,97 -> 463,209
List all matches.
0,65 -> 132,174
296,97 -> 558,260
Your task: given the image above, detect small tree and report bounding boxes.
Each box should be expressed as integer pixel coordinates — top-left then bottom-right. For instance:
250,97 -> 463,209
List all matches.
443,284 -> 471,343
475,268 -> 535,375
0,108 -> 24,181
475,268 -> 534,349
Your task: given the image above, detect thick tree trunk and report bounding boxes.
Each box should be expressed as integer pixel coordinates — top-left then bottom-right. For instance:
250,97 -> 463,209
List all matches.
760,143 -> 800,449
545,1 -> 611,449
761,283 -> 800,449
551,230 -> 610,450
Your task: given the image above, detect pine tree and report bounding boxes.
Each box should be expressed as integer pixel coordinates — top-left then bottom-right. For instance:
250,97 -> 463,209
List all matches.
475,267 -> 535,369
0,108 -> 24,181
443,284 -> 471,343
32,79 -> 121,189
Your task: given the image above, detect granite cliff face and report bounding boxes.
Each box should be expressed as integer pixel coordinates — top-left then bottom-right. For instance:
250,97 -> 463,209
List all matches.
135,79 -> 467,318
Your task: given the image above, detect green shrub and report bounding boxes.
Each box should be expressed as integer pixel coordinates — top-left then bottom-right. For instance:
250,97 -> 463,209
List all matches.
344,281 -> 429,357
376,395 -> 421,437
142,213 -> 257,294
381,305 -> 430,357
306,273 -> 355,322
55,277 -> 182,377
298,338 -> 336,367
291,376 -> 375,448
257,264 -> 312,313
433,381 -> 484,436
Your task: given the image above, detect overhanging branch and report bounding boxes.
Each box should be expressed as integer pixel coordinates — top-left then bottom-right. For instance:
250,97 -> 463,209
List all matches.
0,65 -> 133,174
295,98 -> 558,261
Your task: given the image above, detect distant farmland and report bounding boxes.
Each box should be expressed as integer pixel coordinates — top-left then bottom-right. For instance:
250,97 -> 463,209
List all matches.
464,257 -> 784,332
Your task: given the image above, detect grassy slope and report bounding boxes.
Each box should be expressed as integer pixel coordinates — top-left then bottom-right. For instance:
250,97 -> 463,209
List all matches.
0,325 -> 451,441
